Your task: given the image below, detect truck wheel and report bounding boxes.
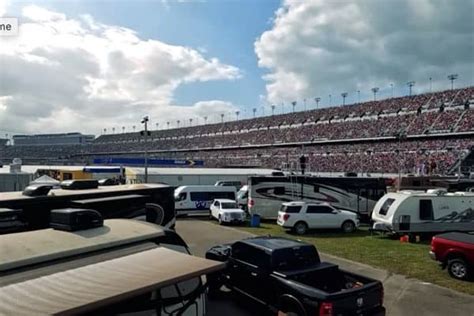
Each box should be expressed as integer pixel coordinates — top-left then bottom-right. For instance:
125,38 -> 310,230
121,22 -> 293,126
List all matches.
448,258 -> 470,280
341,220 -> 355,233
294,222 -> 307,235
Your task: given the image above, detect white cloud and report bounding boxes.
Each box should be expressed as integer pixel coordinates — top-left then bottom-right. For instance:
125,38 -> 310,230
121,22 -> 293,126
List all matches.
255,0 -> 474,105
0,5 -> 241,134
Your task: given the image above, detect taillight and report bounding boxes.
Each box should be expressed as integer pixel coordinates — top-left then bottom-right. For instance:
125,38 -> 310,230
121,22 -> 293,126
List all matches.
248,199 -> 254,207
283,213 -> 290,221
319,302 -> 333,316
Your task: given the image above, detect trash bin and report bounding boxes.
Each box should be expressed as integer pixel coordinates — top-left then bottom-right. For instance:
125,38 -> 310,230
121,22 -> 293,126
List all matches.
250,214 -> 260,227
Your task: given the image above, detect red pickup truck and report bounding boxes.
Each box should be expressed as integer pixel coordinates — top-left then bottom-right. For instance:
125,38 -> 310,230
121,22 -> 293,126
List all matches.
430,232 -> 474,280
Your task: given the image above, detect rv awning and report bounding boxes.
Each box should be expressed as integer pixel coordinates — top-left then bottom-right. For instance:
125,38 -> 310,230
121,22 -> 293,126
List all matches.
0,247 -> 225,315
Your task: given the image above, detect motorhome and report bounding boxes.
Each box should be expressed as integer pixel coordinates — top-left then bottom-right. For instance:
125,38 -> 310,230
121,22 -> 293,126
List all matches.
174,185 -> 237,215
247,175 -> 387,220
372,190 -> 474,234
0,180 -> 175,233
0,212 -> 224,315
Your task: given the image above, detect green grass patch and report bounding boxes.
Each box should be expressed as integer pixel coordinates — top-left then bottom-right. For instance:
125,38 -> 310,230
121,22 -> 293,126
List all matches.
234,222 -> 474,296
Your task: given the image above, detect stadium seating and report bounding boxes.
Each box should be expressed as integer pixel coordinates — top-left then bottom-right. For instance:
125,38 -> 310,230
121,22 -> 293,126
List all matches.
1,86 -> 473,174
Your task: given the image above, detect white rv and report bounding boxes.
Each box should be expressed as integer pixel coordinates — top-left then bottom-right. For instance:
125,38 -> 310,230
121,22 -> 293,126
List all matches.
174,185 -> 236,215
247,175 -> 387,219
372,190 -> 474,234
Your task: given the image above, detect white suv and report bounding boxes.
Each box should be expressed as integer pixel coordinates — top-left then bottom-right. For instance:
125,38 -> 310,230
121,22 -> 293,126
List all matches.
277,201 -> 359,235
210,199 -> 246,225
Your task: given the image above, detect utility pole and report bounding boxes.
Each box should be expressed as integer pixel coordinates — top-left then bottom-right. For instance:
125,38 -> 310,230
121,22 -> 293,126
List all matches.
271,105 -> 275,116
141,116 -> 149,183
371,87 -> 379,101
341,92 -> 348,106
407,81 -> 415,96
447,74 -> 458,90
291,101 -> 296,113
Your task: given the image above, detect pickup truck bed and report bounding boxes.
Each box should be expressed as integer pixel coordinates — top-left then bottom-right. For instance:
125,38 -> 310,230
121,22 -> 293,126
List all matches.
206,237 -> 385,315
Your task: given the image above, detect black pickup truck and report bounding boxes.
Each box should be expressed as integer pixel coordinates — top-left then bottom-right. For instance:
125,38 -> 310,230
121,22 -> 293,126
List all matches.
206,236 -> 385,316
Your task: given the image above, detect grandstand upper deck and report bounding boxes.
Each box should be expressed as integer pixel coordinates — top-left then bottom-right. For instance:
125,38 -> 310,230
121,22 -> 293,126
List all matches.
12,133 -> 95,146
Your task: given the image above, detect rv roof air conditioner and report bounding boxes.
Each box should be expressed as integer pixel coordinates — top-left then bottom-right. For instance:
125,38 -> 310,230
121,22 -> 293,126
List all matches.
22,184 -> 53,197
50,208 -> 103,231
60,179 -> 99,190
426,188 -> 447,196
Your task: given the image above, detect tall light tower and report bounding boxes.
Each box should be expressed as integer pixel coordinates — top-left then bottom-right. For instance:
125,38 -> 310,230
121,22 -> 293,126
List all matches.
177,120 -> 180,128
407,81 -> 415,96
141,116 -> 149,183
103,128 -> 107,135
390,84 -> 393,98
235,110 -> 240,121
133,125 -> 136,132
429,77 -> 432,92
253,108 -> 257,118
329,94 -> 332,106
303,98 -> 307,111
189,118 -> 193,126
166,122 -> 170,129
122,126 -> 125,133
112,127 -> 115,134
271,105 -> 276,116
447,74 -> 458,90
220,113 -> 224,123
291,101 -> 296,113
357,90 -> 360,103
371,87 -> 379,101
341,92 -> 348,106
204,116 -> 208,125
314,97 -> 321,109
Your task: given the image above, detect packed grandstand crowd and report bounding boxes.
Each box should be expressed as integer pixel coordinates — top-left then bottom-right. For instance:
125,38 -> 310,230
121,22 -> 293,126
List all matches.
1,86 -> 473,174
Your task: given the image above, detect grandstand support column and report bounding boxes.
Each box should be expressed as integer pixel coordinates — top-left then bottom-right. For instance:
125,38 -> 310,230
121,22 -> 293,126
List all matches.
141,116 -> 149,183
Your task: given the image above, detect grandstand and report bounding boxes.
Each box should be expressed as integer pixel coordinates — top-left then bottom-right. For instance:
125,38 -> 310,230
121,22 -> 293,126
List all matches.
12,133 -> 94,146
0,86 -> 473,175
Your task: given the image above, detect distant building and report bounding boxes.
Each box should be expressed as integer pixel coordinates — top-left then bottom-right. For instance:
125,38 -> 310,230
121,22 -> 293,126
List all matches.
12,133 -> 95,146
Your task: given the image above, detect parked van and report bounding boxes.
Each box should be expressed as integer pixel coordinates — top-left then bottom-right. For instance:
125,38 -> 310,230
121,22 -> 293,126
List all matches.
372,190 -> 474,234
174,185 -> 236,215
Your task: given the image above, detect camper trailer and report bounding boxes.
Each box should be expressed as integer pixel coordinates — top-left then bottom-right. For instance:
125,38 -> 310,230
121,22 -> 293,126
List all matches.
247,175 -> 387,220
372,190 -> 474,234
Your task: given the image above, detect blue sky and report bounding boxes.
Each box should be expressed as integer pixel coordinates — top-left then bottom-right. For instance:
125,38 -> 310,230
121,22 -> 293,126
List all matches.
15,0 -> 280,113
1,0 -> 472,134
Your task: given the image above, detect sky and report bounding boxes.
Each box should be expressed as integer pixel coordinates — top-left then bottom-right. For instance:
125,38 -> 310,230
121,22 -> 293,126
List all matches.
0,0 -> 473,136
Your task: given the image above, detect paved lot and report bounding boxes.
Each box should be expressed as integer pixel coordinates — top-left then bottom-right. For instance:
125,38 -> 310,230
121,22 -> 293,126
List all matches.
176,218 -> 474,316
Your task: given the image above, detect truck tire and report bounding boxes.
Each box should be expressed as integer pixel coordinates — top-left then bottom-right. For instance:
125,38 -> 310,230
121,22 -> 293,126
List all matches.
341,220 -> 356,233
294,222 -> 307,235
447,258 -> 470,280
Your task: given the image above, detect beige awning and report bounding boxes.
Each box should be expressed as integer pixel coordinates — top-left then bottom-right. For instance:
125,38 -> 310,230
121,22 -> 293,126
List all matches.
0,247 -> 225,315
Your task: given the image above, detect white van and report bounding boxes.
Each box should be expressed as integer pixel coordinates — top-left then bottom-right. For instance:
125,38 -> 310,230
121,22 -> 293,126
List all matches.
175,185 -> 237,215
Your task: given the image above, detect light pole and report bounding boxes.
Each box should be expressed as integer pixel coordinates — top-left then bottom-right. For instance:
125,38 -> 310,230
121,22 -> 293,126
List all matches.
429,77 -> 432,92
122,126 -> 125,133
141,116 -> 149,183
407,81 -> 415,96
329,94 -> 332,106
104,128 -> 107,135
112,127 -> 115,134
166,122 -> 170,129
133,125 -> 136,132
357,90 -> 360,103
271,105 -> 275,116
314,97 -> 320,109
371,87 -> 379,101
253,108 -> 257,118
155,123 -> 159,130
447,74 -> 458,90
220,113 -> 224,123
341,92 -> 348,106
291,101 -> 296,113
204,116 -> 208,125
189,118 -> 193,126
390,84 -> 393,98
177,120 -> 180,128
303,98 -> 307,111
235,110 -> 240,121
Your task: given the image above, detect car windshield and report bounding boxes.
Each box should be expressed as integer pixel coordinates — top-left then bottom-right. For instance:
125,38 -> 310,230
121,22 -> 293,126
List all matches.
221,202 -> 238,209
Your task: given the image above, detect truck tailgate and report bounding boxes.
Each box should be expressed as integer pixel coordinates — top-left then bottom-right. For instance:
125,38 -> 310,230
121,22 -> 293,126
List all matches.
329,282 -> 383,315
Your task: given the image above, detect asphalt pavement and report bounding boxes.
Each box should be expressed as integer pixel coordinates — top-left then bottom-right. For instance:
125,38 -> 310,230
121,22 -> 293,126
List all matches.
176,217 -> 474,316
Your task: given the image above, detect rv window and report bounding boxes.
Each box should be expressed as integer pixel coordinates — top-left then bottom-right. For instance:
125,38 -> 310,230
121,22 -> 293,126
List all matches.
313,186 -> 319,193
379,198 -> 395,215
174,192 -> 187,202
307,206 -> 333,214
280,205 -> 302,213
419,200 -> 434,220
274,187 -> 285,195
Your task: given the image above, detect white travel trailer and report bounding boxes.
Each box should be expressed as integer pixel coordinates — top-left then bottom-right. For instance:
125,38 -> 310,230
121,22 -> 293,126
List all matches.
372,190 -> 474,234
174,185 -> 236,215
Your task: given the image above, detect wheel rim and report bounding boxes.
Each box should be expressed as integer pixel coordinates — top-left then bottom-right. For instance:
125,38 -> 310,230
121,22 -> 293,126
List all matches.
451,262 -> 466,278
343,222 -> 354,232
296,224 -> 305,234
